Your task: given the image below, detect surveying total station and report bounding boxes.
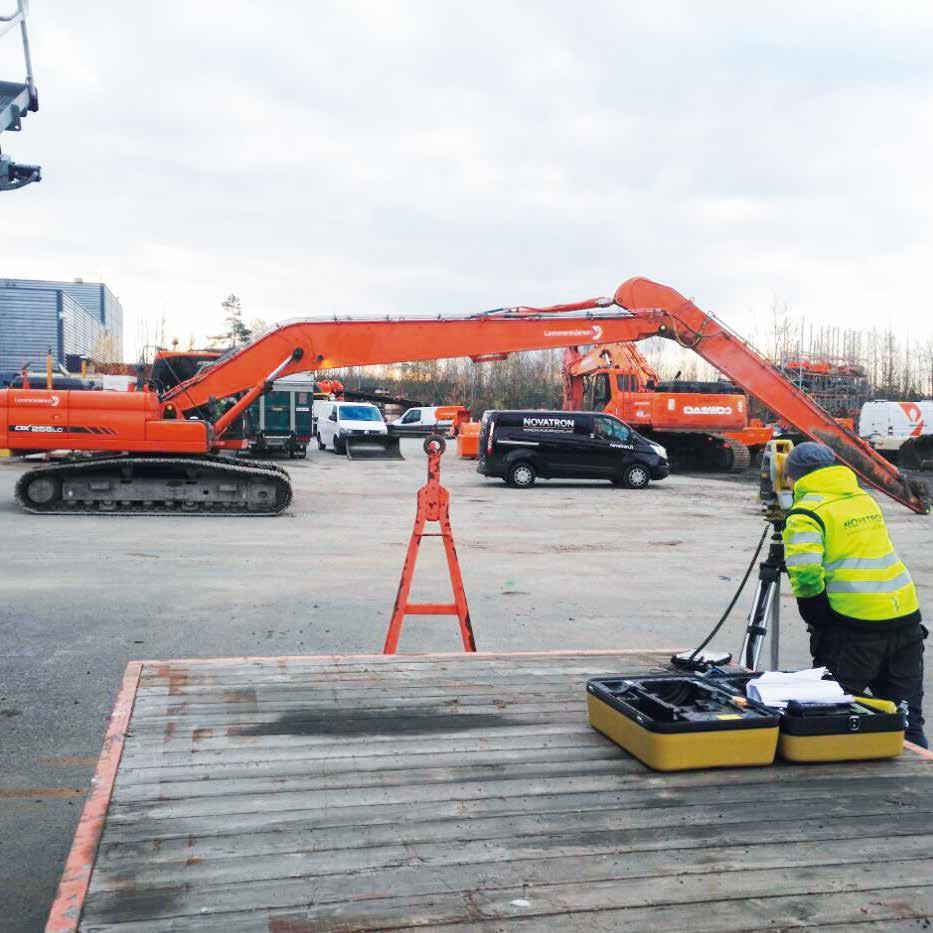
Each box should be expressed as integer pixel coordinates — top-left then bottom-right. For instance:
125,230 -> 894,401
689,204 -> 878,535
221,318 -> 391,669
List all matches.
739,439 -> 795,669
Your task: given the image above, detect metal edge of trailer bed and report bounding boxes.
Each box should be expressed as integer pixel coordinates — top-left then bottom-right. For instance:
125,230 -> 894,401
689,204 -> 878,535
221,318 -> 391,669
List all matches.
45,662 -> 144,933
45,649 -> 933,933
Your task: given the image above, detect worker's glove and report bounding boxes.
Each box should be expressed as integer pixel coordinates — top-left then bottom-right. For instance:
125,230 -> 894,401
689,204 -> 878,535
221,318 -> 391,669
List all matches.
797,590 -> 833,628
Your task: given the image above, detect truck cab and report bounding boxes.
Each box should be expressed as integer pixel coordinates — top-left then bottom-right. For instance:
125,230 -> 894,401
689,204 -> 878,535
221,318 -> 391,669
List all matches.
477,409 -> 669,489
390,406 -> 452,434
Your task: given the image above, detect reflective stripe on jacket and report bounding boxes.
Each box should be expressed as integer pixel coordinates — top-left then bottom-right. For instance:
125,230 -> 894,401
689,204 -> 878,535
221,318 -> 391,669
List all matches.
782,465 -> 919,621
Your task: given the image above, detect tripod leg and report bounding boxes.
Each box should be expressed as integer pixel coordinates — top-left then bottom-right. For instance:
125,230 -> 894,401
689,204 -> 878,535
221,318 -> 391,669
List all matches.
740,580 -> 779,670
770,588 -> 781,671
739,527 -> 786,671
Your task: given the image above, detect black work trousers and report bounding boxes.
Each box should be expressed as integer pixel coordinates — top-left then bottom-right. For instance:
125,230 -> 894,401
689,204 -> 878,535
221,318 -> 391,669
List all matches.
808,622 -> 928,748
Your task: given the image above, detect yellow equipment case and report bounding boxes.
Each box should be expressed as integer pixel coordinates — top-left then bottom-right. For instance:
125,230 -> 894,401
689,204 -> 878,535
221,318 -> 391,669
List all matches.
706,671 -> 905,763
777,697 -> 904,762
586,675 -> 780,772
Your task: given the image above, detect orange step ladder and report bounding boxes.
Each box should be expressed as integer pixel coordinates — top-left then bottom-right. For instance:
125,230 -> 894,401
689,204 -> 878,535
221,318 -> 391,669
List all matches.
383,435 -> 476,654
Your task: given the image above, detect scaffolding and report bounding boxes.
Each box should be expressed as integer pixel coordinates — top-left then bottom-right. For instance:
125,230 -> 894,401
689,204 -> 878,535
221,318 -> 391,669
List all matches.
779,352 -> 871,420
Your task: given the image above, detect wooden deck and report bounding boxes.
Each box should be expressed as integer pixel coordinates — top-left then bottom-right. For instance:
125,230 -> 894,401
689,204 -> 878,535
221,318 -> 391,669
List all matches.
49,650 -> 933,932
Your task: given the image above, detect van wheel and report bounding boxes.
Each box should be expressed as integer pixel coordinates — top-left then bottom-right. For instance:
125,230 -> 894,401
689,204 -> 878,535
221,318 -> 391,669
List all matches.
317,433 -> 326,450
619,464 -> 650,489
334,436 -> 346,454
507,461 -> 536,488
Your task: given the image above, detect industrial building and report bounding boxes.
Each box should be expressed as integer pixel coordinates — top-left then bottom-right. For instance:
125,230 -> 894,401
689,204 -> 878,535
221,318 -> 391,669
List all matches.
0,277 -> 123,378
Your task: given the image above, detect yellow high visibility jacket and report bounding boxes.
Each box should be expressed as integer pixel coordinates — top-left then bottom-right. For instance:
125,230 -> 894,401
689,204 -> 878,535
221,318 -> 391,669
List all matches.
782,465 -> 919,622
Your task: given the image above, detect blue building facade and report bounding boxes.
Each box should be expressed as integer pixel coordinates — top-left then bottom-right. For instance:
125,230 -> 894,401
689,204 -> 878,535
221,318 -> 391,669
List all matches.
0,278 -> 124,375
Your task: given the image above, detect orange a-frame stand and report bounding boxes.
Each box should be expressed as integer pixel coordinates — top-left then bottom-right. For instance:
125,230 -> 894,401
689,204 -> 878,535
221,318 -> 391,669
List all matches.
383,435 -> 476,654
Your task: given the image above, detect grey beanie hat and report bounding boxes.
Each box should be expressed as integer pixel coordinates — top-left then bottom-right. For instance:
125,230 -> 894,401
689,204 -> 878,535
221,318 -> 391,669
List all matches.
786,441 -> 836,479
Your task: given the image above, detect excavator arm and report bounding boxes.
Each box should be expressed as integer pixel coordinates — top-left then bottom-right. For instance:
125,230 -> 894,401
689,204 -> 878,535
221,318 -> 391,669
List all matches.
612,278 -> 929,514
161,277 -> 929,514
163,308 -> 669,410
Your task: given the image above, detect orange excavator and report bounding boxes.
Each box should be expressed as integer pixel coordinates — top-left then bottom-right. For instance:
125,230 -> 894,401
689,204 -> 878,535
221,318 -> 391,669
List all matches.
1,276 -> 928,515
562,341 -> 773,472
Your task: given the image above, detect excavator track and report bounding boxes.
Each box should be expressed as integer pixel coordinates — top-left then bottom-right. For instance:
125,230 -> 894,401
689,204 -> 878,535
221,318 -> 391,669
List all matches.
721,437 -> 751,473
14,455 -> 293,516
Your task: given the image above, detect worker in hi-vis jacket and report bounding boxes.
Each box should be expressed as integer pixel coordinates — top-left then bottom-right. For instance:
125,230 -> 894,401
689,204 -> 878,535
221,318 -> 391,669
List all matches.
782,442 -> 927,747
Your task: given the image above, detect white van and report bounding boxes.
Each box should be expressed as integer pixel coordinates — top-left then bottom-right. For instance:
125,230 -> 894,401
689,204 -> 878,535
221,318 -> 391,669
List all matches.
859,400 -> 932,453
389,406 -> 454,434
315,401 -> 389,453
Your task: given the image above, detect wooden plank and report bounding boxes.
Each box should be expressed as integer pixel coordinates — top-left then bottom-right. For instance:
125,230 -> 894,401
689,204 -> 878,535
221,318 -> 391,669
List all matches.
128,686 -> 604,716
128,720 -> 596,756
89,811 -> 933,891
114,755 -> 653,803
102,770 -> 931,840
80,855 -> 933,927
107,763 -> 930,823
112,742 -> 628,785
94,803 -> 933,872
87,837 -> 933,910
132,666 -> 639,687
122,700 -> 590,733
129,673 -> 614,700
117,728 -> 612,772
109,755 -> 928,804
131,663 -> 672,690
136,648 -> 674,668
77,888 -> 933,933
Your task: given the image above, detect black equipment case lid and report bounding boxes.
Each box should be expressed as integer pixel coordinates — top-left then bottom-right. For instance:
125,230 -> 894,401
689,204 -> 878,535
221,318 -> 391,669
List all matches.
586,676 -> 780,734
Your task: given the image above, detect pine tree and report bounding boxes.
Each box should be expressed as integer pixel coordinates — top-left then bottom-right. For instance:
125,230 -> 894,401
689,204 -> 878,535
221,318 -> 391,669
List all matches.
210,294 -> 253,349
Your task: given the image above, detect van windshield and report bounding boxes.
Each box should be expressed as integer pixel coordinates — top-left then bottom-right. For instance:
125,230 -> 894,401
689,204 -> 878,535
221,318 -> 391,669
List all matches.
338,405 -> 383,422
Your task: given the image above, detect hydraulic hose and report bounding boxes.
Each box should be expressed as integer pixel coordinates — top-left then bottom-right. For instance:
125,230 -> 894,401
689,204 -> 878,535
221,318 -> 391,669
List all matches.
685,523 -> 771,665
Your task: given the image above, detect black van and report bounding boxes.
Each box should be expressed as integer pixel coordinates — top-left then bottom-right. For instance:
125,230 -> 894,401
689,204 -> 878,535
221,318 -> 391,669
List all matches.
477,410 -> 669,489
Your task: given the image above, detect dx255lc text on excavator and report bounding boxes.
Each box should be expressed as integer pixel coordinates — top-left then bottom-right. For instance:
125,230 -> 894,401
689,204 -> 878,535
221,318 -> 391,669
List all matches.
1,277 -> 928,515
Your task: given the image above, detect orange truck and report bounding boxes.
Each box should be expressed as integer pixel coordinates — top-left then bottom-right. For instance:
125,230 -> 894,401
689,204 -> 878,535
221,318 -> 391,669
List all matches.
1,275 -> 927,515
562,342 -> 772,471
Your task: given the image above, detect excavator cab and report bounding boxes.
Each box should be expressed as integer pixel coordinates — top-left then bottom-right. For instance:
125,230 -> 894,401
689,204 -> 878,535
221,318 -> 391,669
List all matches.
0,0 -> 40,191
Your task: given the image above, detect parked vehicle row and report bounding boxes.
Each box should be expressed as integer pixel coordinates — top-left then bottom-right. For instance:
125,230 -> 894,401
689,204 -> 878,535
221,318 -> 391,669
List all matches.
299,398 -> 674,490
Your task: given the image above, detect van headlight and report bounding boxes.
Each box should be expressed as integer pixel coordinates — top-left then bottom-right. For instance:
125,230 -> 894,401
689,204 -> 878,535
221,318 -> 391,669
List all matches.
650,443 -> 668,460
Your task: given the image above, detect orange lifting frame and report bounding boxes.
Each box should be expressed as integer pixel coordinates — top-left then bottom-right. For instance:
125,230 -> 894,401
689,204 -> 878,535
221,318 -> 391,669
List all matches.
383,436 -> 476,654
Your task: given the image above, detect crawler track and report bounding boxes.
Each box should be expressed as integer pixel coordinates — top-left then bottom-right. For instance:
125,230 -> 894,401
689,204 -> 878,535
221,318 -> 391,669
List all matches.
722,437 -> 752,473
14,455 -> 292,515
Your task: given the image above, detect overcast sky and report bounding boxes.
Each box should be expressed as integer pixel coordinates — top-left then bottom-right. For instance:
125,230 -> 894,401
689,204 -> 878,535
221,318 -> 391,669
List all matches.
2,1 -> 932,357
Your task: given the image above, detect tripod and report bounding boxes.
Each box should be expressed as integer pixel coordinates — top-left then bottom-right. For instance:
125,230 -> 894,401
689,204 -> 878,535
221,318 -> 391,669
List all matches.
738,517 -> 786,670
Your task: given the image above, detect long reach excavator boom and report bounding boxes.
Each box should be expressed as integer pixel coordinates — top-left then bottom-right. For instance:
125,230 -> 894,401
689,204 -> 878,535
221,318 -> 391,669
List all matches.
2,276 -> 928,515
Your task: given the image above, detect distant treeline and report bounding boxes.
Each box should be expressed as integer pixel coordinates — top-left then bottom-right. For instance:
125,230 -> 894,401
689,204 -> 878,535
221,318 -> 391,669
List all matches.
331,351 -> 566,412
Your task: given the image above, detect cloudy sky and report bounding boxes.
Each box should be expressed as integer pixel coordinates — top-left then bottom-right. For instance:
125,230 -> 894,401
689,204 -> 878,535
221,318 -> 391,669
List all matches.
2,1 -> 932,357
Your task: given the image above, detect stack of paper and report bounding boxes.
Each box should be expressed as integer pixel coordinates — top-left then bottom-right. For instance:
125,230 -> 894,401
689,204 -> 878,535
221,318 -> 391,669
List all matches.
746,667 -> 853,708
